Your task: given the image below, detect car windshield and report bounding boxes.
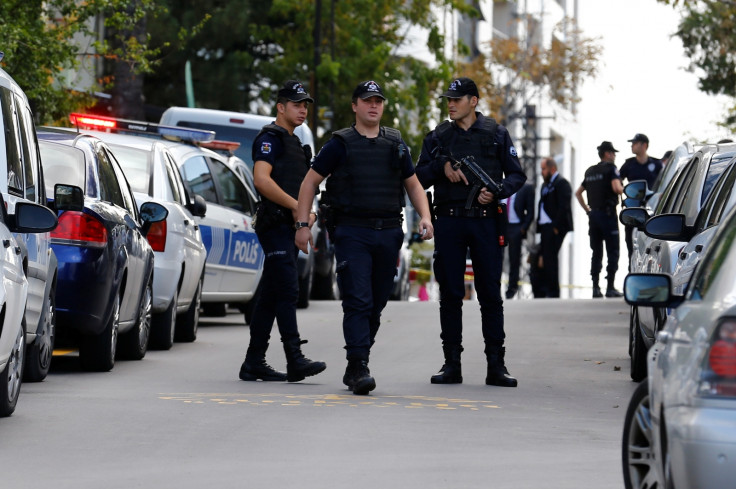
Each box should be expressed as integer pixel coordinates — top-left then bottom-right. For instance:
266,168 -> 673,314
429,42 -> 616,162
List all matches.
109,144 -> 152,195
38,142 -> 86,195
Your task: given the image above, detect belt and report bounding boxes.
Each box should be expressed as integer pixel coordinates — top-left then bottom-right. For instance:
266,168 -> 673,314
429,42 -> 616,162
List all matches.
434,206 -> 493,218
335,215 -> 403,230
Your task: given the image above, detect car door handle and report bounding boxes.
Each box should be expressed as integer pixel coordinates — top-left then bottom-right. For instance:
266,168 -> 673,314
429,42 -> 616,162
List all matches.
183,219 -> 190,226
654,245 -> 661,253
2,240 -> 9,248
695,244 -> 703,253
14,246 -> 21,255
645,247 -> 651,254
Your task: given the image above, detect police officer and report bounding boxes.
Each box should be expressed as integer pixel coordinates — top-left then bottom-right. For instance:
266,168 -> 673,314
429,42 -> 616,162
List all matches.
238,80 -> 326,383
574,141 -> 624,298
619,133 -> 662,263
295,80 -> 433,395
416,77 -> 526,387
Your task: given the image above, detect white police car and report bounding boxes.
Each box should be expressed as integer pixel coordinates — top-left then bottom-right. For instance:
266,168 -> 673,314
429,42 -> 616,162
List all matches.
66,116 -> 209,346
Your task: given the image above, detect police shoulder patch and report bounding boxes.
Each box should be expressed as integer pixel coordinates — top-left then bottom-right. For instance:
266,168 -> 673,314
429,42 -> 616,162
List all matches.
261,142 -> 272,154
509,146 -> 518,157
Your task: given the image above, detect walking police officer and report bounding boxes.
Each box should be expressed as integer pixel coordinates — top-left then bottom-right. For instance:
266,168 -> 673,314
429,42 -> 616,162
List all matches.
575,141 -> 624,298
295,80 -> 433,395
239,80 -> 326,383
416,77 -> 526,387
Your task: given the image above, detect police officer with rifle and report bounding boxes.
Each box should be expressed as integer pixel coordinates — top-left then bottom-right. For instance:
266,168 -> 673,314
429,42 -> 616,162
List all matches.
416,77 -> 526,387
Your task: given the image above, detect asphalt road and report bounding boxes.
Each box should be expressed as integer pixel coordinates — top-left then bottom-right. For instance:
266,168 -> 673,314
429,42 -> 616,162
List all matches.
1,298 -> 633,489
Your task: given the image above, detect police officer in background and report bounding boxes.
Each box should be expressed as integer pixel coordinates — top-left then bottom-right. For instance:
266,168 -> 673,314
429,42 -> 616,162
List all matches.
239,80 -> 326,383
416,77 -> 526,388
575,141 -> 624,298
619,133 -> 662,264
295,80 -> 433,395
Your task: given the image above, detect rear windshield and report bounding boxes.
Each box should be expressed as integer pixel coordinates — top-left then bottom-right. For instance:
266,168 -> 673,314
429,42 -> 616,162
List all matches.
109,144 -> 152,195
38,142 -> 86,195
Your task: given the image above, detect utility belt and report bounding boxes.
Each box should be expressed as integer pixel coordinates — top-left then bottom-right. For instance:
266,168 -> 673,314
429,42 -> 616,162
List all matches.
589,207 -> 616,217
334,214 -> 403,230
434,203 -> 508,247
253,202 -> 292,231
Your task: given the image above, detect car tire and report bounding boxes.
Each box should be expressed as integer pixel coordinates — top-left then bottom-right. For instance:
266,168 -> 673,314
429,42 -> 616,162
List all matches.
202,302 -> 227,317
150,287 -> 177,351
0,318 -> 26,417
630,309 -> 648,382
24,285 -> 56,382
80,292 -> 119,372
176,277 -> 201,342
118,275 -> 153,360
622,381 -> 660,489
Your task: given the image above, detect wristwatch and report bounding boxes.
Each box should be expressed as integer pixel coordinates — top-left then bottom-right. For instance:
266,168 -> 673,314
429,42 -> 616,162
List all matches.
294,221 -> 309,230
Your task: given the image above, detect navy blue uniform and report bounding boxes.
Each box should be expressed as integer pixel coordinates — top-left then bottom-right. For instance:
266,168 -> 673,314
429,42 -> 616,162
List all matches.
313,126 -> 414,361
416,113 -> 525,347
620,156 -> 662,262
580,161 -> 622,284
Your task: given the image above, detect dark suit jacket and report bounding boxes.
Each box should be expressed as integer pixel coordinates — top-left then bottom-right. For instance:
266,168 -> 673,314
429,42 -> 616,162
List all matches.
538,173 -> 573,233
509,183 -> 535,232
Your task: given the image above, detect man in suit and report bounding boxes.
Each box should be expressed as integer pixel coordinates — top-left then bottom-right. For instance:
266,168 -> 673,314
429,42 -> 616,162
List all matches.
504,183 -> 535,299
537,157 -> 573,298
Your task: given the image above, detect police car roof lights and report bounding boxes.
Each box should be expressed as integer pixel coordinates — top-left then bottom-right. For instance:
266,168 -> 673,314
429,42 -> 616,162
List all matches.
199,140 -> 241,153
69,113 -> 216,143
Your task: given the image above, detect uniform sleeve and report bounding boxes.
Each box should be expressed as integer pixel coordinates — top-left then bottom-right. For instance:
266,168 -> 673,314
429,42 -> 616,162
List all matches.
415,131 -> 444,189
252,132 -> 280,166
609,164 -> 622,182
311,138 -> 347,177
619,160 -> 629,181
497,128 -> 526,199
399,141 -> 416,179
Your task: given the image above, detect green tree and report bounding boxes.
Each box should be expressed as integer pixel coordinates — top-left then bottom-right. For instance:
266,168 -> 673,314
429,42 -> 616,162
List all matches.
0,0 -> 165,123
656,0 -> 736,125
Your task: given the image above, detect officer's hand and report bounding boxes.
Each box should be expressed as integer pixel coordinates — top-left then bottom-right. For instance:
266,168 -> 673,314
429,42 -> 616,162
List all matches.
444,161 -> 468,185
418,218 -> 434,241
295,227 -> 313,254
477,187 -> 494,205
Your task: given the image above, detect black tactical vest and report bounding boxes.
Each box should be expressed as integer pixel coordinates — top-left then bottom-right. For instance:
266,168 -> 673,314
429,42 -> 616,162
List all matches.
584,162 -> 619,210
256,123 -> 310,204
326,126 -> 405,215
432,117 -> 503,206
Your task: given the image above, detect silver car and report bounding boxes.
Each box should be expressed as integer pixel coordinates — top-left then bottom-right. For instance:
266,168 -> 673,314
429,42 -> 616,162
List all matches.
622,203 -> 736,489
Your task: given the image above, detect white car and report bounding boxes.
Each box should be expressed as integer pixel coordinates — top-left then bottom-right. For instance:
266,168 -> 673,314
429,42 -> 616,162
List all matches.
622,203 -> 736,488
70,127 -> 208,347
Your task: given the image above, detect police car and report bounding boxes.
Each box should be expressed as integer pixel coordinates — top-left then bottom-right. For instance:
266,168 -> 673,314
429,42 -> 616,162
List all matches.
66,115 -> 209,346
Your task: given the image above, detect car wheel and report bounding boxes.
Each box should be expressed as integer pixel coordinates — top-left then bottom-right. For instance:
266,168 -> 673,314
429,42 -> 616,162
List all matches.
631,309 -> 648,382
176,277 -> 201,342
622,381 -> 660,489
150,287 -> 177,350
80,292 -> 119,372
119,275 -> 152,360
202,302 -> 227,317
0,318 -> 26,417
24,285 -> 56,382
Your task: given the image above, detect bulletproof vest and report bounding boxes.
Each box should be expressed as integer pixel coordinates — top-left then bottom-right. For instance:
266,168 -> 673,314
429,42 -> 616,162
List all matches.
325,126 -> 405,215
256,124 -> 310,203
584,162 -> 619,209
432,117 -> 503,206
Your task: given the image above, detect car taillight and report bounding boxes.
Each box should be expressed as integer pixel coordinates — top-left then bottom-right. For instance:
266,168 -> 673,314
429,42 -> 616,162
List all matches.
50,211 -> 107,247
146,220 -> 167,252
700,318 -> 736,397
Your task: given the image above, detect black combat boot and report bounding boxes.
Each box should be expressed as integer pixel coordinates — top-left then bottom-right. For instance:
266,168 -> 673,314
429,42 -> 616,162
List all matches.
592,276 -> 603,298
239,345 -> 287,381
605,277 -> 623,298
343,358 -> 376,395
485,344 -> 518,387
430,344 -> 463,384
282,338 -> 326,382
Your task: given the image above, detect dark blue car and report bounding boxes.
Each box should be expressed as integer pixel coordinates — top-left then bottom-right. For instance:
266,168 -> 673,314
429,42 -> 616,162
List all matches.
37,129 -> 167,372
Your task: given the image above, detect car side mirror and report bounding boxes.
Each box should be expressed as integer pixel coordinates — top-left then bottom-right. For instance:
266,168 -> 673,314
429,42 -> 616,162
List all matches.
11,202 -> 58,233
619,207 -> 649,230
54,184 -> 84,212
188,194 -> 207,218
139,201 -> 169,237
624,180 -> 649,201
624,273 -> 681,308
644,213 -> 688,241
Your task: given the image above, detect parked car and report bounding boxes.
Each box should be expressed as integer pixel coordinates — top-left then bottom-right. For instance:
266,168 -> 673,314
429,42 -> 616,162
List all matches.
390,201 -> 414,301
37,130 -> 168,371
622,203 -> 736,488
0,65 -> 60,382
620,142 -> 736,381
69,126 -> 209,347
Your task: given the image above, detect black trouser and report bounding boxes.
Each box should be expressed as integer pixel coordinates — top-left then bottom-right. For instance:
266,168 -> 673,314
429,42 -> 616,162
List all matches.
588,209 -> 620,283
505,222 -> 523,296
248,223 -> 300,352
538,223 -> 566,298
625,225 -> 634,270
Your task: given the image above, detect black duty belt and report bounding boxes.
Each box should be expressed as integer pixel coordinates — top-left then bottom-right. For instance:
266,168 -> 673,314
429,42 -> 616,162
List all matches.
434,206 -> 494,218
335,215 -> 403,230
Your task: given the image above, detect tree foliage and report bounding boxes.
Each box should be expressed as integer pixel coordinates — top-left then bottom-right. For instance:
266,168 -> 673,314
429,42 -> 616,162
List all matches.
656,0 -> 736,125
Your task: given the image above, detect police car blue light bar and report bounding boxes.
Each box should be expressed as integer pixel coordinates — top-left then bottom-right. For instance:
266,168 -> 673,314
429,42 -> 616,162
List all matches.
69,113 -> 216,143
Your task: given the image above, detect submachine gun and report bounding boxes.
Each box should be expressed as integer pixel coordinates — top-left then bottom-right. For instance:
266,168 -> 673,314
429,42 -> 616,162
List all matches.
444,154 -> 504,210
